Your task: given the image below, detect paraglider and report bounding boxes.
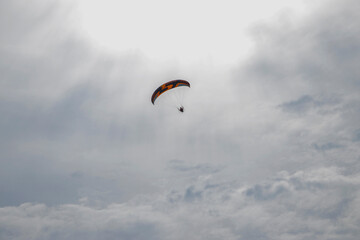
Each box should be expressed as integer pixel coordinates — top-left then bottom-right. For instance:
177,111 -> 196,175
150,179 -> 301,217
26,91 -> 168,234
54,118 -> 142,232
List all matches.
151,79 -> 190,112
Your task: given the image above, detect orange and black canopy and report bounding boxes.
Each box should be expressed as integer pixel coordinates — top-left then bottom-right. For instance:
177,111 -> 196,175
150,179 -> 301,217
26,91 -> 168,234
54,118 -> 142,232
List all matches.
151,79 -> 190,104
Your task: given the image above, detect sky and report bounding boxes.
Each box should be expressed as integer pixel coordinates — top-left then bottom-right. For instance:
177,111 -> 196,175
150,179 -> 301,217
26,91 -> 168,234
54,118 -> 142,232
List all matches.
1,0 -> 360,239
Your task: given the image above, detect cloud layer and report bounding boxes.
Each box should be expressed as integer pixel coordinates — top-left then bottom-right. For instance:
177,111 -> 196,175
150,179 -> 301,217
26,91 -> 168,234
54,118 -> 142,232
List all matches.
1,0 -> 360,239
1,167 -> 359,240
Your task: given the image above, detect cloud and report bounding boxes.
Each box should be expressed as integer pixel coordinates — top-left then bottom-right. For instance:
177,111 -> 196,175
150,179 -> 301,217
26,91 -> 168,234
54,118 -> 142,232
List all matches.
0,0 -> 233,208
0,0 -> 156,207
278,95 -> 342,115
1,0 -> 360,239
1,167 -> 359,240
229,0 -> 360,172
240,0 -> 360,99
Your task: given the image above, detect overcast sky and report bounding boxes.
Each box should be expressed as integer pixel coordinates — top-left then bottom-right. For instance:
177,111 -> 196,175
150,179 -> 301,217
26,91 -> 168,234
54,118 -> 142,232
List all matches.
1,0 -> 360,239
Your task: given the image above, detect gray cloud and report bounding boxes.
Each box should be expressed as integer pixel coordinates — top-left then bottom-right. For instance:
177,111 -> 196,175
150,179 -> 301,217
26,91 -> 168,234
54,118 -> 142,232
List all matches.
230,0 -> 360,172
0,0 -> 157,207
241,0 -> 360,99
278,94 -> 342,115
1,0 -> 360,239
0,167 -> 359,240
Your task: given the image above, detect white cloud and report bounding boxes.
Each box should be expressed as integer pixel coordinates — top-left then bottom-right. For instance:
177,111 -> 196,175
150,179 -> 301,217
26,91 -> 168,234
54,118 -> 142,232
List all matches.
1,167 -> 359,240
75,0 -> 311,65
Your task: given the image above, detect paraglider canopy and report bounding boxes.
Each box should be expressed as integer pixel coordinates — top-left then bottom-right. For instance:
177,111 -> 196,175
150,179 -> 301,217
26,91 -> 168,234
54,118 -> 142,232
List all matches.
151,80 -> 190,104
151,79 -> 190,112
